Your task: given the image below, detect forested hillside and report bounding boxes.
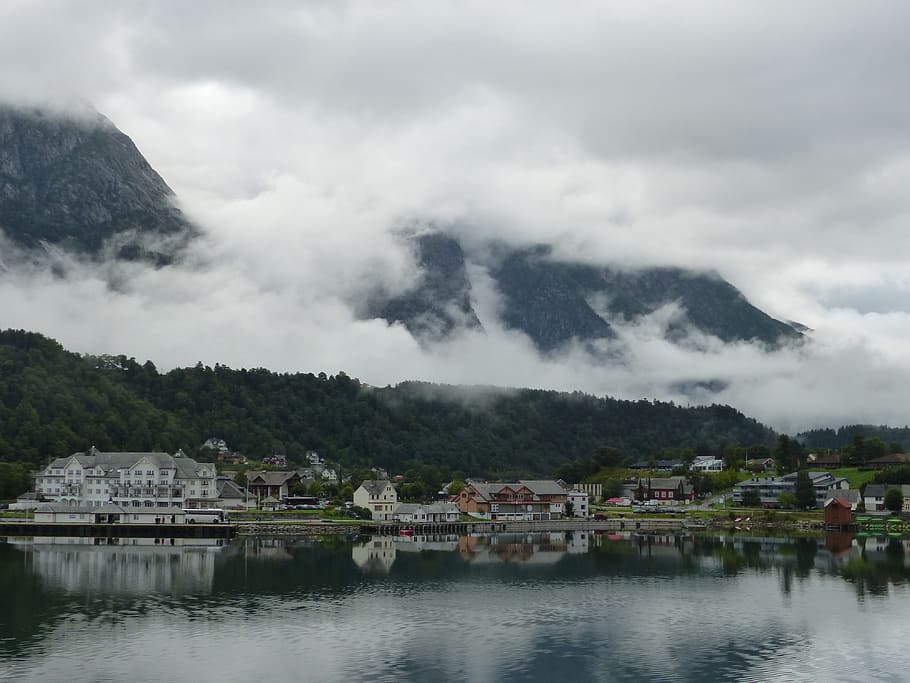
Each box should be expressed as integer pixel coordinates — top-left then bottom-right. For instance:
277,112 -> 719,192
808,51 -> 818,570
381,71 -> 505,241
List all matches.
799,425 -> 910,451
0,329 -> 777,477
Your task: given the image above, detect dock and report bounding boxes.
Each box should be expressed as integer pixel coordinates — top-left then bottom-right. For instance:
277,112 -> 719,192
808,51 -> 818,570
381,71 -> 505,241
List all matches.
0,522 -> 237,539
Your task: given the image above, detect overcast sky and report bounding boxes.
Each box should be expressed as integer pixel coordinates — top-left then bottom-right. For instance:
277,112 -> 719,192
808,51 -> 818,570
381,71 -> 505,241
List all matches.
2,0 -> 910,435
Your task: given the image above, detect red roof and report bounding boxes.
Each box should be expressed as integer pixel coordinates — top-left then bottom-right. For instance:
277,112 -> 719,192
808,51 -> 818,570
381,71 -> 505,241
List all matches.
826,497 -> 851,508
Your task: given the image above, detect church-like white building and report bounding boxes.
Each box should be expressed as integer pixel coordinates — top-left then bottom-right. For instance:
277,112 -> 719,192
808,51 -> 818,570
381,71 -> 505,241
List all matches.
34,447 -> 218,510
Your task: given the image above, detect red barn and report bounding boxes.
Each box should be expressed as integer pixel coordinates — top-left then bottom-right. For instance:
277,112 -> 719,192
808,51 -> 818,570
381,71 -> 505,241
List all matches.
824,497 -> 854,527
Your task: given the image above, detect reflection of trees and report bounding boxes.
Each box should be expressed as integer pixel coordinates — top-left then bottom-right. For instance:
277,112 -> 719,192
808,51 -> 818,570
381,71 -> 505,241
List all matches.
835,537 -> 910,599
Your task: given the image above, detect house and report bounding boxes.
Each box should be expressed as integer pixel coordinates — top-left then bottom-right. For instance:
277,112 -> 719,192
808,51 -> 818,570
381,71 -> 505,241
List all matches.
246,471 -> 301,502
806,453 -> 842,468
32,448 -> 217,511
863,484 -> 887,512
832,488 -> 861,510
734,471 -> 849,508
733,472 -> 850,508
744,457 -> 776,472
261,454 -> 288,467
824,498 -> 855,527
202,437 -> 229,455
865,453 -> 910,468
691,456 -> 724,473
452,480 -> 572,521
354,480 -> 398,521
214,476 -> 254,509
632,477 -> 695,505
393,502 -> 460,523
567,489 -> 589,517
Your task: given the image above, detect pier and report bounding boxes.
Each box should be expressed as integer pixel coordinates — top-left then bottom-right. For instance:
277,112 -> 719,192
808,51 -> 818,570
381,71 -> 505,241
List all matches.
0,522 -> 237,539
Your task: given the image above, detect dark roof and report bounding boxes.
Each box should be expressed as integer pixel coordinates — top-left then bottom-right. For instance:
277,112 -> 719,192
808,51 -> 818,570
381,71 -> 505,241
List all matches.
246,470 -> 299,486
867,453 -> 910,466
825,497 -> 852,509
864,484 -> 887,498
359,480 -> 392,497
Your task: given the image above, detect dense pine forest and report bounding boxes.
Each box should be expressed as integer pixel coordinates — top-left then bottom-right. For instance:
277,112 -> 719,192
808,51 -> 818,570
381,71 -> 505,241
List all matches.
798,425 -> 910,451
0,329 -> 778,481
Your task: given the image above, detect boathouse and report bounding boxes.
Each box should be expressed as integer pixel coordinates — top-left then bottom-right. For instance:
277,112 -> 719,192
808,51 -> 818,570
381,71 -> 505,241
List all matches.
824,497 -> 854,527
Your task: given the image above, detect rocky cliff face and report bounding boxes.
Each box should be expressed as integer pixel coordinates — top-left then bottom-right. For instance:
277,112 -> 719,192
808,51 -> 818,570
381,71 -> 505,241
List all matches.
0,104 -> 194,263
370,232 -> 482,340
369,232 -> 802,352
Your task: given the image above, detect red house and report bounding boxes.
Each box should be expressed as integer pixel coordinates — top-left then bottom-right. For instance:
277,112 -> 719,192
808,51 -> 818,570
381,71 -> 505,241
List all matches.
824,497 -> 854,527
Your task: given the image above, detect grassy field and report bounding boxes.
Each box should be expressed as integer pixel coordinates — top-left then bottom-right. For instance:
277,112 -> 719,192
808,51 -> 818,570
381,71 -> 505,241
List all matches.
813,467 -> 877,490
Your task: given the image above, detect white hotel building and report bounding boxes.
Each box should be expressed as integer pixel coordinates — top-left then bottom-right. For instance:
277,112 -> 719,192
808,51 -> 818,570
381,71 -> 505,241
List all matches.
35,448 -> 218,510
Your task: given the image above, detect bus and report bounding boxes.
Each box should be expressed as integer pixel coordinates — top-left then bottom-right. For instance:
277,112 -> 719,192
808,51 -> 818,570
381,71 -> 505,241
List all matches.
183,508 -> 229,524
284,496 -> 320,509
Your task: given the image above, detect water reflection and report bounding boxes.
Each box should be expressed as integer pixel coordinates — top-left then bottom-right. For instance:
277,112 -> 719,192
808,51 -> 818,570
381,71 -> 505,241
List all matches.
5,536 -> 227,595
352,531 -> 589,573
3,531 -> 910,682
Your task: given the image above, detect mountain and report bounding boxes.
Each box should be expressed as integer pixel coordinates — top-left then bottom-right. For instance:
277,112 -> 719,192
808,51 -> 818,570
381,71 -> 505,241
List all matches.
369,232 -> 482,340
0,329 -> 776,476
0,105 -> 800,353
0,104 -> 194,263
370,233 -> 802,352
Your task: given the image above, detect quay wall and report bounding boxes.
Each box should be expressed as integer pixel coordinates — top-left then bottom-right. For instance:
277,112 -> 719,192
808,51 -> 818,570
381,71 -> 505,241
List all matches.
0,522 -> 236,539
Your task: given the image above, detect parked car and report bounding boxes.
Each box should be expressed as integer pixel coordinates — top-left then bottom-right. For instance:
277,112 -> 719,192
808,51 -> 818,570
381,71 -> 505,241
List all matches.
593,513 -> 608,520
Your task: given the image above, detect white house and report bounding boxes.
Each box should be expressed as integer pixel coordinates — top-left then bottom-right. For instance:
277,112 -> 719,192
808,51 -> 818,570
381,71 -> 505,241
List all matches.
393,502 -> 460,523
567,489 -> 589,518
353,480 -> 398,521
33,448 -> 218,511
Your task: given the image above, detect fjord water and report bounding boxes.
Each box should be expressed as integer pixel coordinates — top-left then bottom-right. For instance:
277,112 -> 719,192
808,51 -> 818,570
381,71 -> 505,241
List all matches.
2,532 -> 909,682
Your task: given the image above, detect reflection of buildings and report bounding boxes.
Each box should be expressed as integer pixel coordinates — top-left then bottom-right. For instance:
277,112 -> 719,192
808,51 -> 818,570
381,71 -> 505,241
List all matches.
8,537 -> 227,594
353,532 -> 590,572
238,537 -> 295,561
457,532 -> 587,564
352,536 -> 397,573
394,534 -> 460,552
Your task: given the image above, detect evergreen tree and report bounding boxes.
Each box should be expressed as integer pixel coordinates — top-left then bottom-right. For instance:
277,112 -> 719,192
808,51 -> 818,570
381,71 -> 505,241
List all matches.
795,470 -> 816,509
884,487 -> 904,515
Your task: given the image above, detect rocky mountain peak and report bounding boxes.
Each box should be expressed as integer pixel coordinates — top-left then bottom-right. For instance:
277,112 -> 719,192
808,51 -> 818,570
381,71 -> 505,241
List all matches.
0,103 -> 194,263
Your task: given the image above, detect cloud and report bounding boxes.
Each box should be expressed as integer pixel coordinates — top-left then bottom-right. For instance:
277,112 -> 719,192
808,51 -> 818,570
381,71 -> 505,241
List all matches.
1,1 -> 910,434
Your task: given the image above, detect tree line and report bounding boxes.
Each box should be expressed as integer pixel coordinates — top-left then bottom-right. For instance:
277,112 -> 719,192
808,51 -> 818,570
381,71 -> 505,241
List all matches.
0,329 -> 778,488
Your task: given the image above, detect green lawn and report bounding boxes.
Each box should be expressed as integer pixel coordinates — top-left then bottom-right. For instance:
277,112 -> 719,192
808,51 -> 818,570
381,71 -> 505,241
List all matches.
809,467 -> 876,490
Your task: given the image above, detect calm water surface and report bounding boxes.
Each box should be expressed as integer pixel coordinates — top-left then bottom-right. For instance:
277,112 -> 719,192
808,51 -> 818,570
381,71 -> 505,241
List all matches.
2,531 -> 910,682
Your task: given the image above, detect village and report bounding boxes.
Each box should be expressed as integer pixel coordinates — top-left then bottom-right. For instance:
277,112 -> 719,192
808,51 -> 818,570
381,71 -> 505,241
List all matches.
6,439 -> 910,535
